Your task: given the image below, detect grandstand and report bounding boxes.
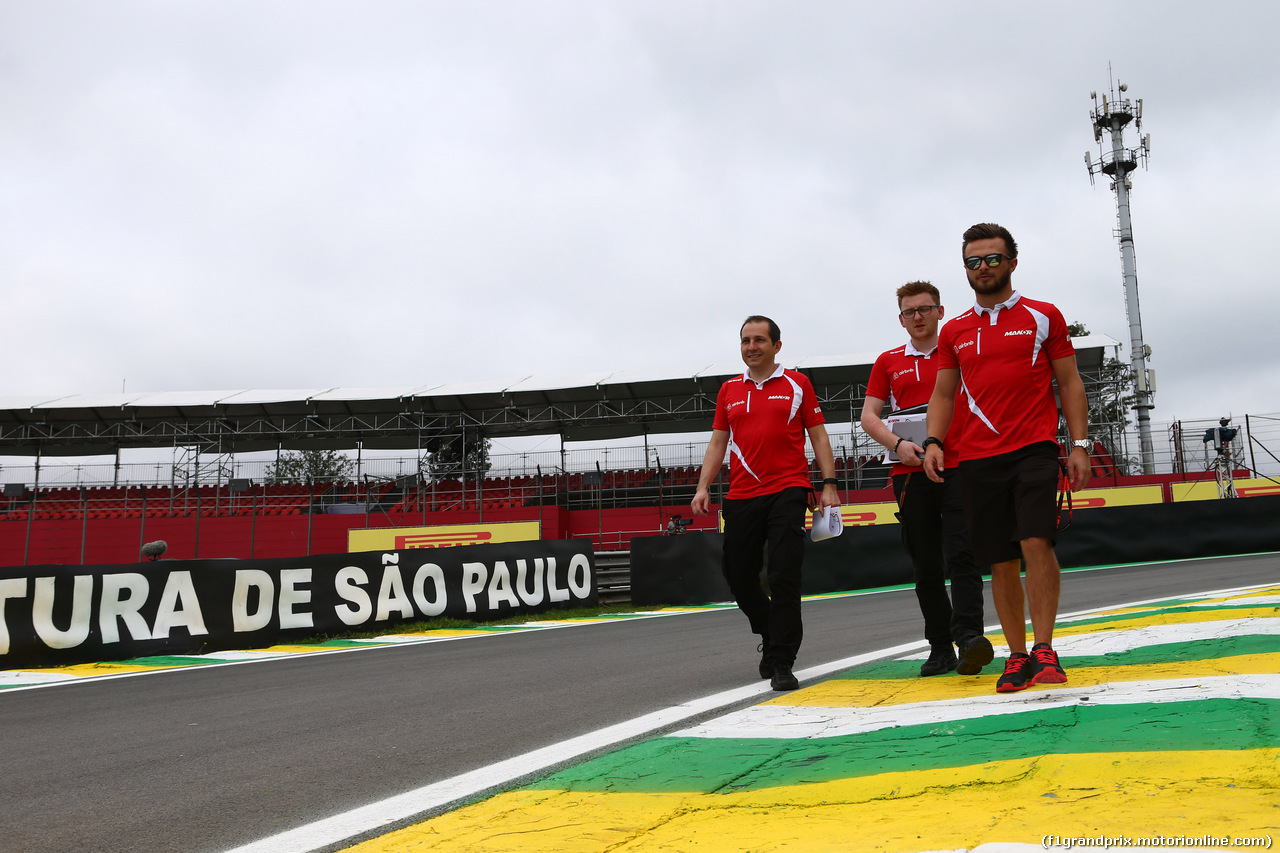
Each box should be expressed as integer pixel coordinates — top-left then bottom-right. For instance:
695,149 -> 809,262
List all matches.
1,335 -> 1268,566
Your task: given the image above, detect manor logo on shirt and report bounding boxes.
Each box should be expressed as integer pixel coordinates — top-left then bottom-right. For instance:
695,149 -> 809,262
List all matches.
768,394 -> 791,401
1005,329 -> 1034,337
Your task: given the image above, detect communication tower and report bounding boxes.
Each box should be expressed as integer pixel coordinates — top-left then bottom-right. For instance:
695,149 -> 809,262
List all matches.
1085,73 -> 1155,473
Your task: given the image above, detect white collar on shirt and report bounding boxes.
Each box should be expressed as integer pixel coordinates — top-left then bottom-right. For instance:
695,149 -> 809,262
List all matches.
973,290 -> 1022,318
739,363 -> 785,389
904,339 -> 936,358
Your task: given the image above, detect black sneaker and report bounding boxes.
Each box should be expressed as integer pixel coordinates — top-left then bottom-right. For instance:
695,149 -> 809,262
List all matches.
757,637 -> 771,679
919,642 -> 957,677
996,653 -> 1034,693
956,635 -> 995,676
1030,643 -> 1068,684
770,662 -> 799,691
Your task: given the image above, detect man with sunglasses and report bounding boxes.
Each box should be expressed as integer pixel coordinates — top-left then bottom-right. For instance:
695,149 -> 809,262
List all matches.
922,223 -> 1091,694
861,281 -> 992,678
691,315 -> 841,692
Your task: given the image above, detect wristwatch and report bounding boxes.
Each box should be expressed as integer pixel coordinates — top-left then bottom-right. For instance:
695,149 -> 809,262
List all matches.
921,436 -> 944,452
1071,438 -> 1091,452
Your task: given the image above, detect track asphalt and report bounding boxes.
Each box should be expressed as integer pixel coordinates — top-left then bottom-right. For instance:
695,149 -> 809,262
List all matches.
330,581 -> 1280,853
4,573 -> 1277,852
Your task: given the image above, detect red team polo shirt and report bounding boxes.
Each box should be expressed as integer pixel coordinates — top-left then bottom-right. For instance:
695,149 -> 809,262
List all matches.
936,292 -> 1075,463
866,340 -> 968,477
712,366 -> 826,500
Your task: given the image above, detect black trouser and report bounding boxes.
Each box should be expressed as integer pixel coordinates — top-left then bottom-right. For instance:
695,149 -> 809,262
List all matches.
721,486 -> 809,667
892,469 -> 985,646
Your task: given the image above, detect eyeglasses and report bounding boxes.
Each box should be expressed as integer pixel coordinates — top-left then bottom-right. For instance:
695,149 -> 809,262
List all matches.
899,305 -> 939,320
964,253 -> 1012,270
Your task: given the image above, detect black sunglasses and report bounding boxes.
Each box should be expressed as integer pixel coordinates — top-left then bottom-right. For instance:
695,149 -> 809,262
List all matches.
964,253 -> 1013,270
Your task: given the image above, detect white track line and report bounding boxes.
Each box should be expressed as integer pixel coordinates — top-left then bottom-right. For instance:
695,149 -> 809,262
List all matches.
219,639 -> 925,853
675,674 -> 1280,740
219,580 -> 1279,853
896,616 -> 1280,660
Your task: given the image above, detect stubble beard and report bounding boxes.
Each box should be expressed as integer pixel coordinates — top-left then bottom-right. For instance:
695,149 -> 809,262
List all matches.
968,270 -> 1010,296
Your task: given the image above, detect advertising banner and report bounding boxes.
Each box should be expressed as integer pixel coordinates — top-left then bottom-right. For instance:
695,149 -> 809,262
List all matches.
1170,477 -> 1280,502
0,539 -> 595,669
348,521 -> 542,553
719,502 -> 900,532
1068,484 -> 1164,509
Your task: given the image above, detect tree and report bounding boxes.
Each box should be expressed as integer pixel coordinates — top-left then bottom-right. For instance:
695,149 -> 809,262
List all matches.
426,431 -> 491,481
265,449 -> 355,485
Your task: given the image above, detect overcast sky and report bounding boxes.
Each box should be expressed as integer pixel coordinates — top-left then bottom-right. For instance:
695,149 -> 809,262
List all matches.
4,1 -> 1279,435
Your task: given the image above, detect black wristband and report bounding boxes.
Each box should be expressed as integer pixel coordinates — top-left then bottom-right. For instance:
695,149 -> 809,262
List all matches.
821,477 -> 839,486
892,436 -> 905,453
921,436 -> 944,452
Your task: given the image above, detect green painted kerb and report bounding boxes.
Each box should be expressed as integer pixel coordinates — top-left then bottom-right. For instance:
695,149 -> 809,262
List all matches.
528,698 -> 1280,794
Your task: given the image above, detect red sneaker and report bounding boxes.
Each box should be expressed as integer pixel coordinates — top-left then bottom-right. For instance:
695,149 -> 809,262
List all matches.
996,653 -> 1034,693
1030,643 -> 1068,684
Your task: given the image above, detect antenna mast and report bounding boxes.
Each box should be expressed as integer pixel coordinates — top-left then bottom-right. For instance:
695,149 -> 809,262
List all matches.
1085,74 -> 1155,473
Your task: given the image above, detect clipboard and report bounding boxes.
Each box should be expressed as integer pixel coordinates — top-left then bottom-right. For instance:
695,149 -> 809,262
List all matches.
883,403 -> 928,464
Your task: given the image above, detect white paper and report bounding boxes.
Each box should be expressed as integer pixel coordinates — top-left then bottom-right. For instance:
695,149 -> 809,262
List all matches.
810,505 -> 843,541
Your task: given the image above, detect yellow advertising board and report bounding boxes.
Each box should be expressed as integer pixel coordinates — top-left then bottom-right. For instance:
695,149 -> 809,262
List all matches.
1170,477 -> 1280,503
719,502 -> 900,531
715,486 -> 1171,533
1068,484 -> 1164,509
827,502 -> 900,527
348,521 -> 542,553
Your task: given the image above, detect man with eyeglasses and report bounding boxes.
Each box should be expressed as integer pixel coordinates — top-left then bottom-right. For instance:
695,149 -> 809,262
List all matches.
923,223 -> 1091,694
861,282 -> 992,678
691,315 -> 841,691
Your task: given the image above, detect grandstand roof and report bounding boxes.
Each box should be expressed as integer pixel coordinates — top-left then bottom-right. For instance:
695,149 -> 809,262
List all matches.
0,336 -> 1120,457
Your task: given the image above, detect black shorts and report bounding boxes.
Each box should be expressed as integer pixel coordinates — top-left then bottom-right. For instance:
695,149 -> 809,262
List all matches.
959,441 -> 1062,565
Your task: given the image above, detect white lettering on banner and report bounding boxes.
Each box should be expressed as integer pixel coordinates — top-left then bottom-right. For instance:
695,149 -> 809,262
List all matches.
568,554 -> 591,598
33,575 -> 93,649
461,562 -> 486,613
151,571 -> 207,639
411,564 -> 447,617
278,570 -> 313,629
515,559 -> 544,606
547,557 -> 569,603
334,567 -> 373,626
233,570 -> 275,632
487,562 -> 520,611
376,555 -> 414,622
0,577 -> 27,654
457,556 -> 588,613
100,573 -> 152,644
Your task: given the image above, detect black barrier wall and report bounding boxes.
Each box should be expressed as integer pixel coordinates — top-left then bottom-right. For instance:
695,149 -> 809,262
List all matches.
0,540 -> 595,669
631,495 -> 1280,606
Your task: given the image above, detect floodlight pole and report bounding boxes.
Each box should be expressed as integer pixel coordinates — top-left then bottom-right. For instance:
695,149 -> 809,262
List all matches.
1086,76 -> 1156,473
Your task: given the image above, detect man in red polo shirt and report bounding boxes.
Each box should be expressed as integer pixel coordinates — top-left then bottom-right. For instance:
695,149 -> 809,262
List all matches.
691,315 -> 841,691
923,223 -> 1091,694
861,281 -> 992,679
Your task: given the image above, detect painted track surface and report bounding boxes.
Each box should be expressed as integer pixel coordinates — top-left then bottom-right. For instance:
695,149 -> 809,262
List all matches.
0,554 -> 1276,852
338,577 -> 1280,852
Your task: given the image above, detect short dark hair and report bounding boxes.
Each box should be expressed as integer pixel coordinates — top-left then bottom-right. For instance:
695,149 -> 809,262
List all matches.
740,315 -> 781,343
962,222 -> 1018,259
895,281 -> 940,308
